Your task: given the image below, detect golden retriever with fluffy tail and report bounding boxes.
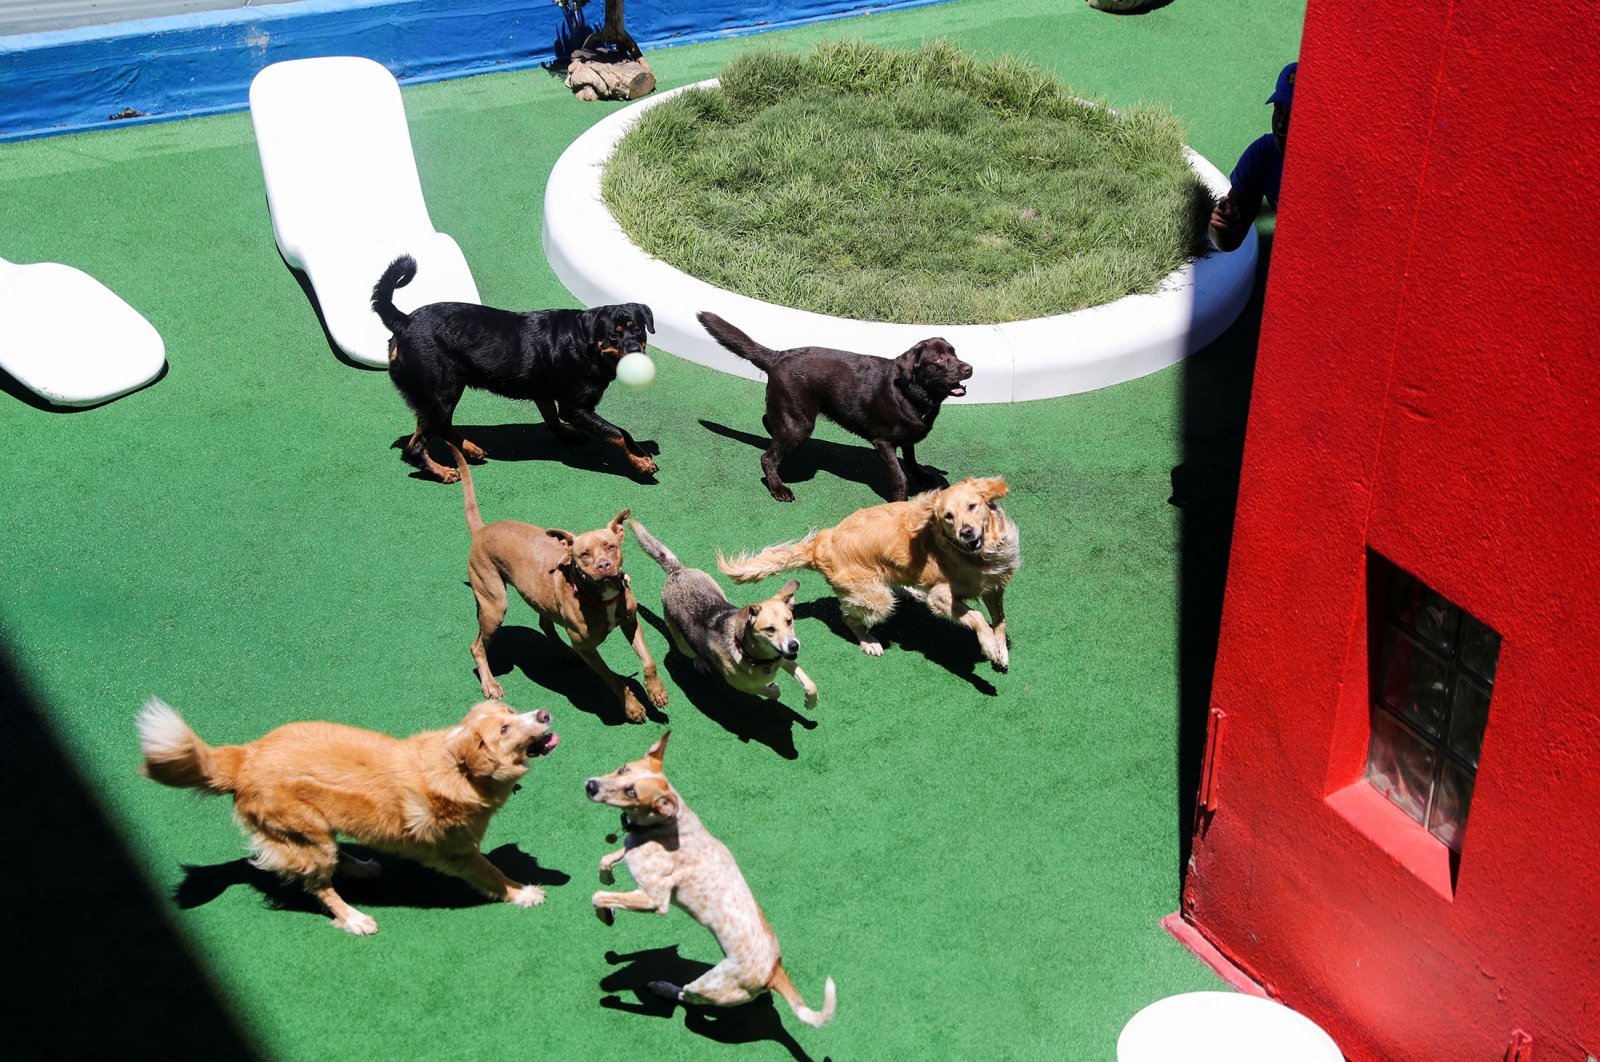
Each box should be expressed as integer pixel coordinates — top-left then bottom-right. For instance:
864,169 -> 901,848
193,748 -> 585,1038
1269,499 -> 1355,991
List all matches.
137,698 -> 559,936
718,476 -> 1018,669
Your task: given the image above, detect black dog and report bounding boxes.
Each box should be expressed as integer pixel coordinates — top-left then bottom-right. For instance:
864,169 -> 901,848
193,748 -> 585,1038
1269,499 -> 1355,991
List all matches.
698,311 -> 972,502
371,255 -> 657,482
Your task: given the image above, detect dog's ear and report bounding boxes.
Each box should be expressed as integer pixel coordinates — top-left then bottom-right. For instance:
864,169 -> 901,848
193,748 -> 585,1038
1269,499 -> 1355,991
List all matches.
646,729 -> 670,768
446,725 -> 492,778
777,578 -> 800,606
631,303 -> 655,335
973,476 -> 1009,505
610,509 -> 631,538
651,791 -> 679,819
892,344 -> 920,385
546,528 -> 575,570
588,308 -> 617,350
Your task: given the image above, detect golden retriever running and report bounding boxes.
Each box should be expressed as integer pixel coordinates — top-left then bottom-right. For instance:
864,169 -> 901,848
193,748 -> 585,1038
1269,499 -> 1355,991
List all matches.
718,477 -> 1018,669
137,697 -> 559,935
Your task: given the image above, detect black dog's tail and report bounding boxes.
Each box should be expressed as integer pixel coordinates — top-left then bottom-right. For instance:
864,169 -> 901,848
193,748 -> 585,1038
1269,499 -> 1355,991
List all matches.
698,311 -> 783,373
627,518 -> 683,577
371,254 -> 418,335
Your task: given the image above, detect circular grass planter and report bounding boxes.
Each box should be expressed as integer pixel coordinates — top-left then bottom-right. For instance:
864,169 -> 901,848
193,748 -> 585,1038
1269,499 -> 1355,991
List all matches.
544,56 -> 1257,403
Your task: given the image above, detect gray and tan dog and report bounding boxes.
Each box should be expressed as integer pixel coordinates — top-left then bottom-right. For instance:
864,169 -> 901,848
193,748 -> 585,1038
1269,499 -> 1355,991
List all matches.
587,732 -> 837,1027
628,518 -> 818,709
452,446 -> 668,722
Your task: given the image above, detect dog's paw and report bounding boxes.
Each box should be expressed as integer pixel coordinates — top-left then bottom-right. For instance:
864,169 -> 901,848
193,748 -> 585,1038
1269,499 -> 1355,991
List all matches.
629,453 -> 659,476
984,636 -> 1010,672
804,690 -> 819,710
593,899 -> 616,926
768,483 -> 796,503
859,639 -> 885,657
436,467 -> 462,485
622,693 -> 648,723
333,910 -> 379,936
645,680 -> 669,709
481,679 -> 506,700
509,884 -> 546,908
598,864 -> 616,886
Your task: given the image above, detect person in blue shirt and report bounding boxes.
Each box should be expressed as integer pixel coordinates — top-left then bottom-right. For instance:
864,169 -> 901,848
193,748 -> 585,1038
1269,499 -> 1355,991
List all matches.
1210,62 -> 1296,252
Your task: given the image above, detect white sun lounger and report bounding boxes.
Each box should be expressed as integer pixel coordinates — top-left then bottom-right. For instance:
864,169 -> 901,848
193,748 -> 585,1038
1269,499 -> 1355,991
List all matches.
249,56 -> 479,368
0,255 -> 166,406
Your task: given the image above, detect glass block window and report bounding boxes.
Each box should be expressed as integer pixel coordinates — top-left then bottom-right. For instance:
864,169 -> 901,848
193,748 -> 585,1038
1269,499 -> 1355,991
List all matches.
1365,560 -> 1500,851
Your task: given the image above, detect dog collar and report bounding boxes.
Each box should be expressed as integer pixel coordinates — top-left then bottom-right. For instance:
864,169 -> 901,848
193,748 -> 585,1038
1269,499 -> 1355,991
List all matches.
620,810 -> 673,836
568,570 -> 628,607
895,376 -> 939,418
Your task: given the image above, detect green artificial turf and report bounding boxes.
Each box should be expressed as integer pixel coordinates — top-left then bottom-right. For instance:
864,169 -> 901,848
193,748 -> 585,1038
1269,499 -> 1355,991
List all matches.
0,1 -> 1305,1059
604,39 -> 1213,324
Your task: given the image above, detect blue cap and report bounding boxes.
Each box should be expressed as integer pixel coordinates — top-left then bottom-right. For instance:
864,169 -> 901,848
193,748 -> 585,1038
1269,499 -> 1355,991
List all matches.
1266,61 -> 1297,107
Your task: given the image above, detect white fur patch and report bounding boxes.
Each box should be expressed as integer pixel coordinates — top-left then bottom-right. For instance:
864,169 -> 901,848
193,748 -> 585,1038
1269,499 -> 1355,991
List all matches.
334,910 -> 379,936
136,696 -> 192,757
509,884 -> 546,908
402,791 -> 435,840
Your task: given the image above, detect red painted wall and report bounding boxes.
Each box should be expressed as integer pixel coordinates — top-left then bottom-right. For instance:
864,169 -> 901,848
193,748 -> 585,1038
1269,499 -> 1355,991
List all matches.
1184,3 -> 1600,1060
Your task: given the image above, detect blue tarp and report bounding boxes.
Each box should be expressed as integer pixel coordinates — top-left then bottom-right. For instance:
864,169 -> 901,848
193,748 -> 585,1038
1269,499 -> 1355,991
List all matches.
0,0 -> 952,141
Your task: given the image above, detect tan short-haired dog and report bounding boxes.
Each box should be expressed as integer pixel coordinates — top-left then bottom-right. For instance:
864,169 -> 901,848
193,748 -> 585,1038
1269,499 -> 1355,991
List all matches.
628,518 -> 818,709
137,698 -> 558,936
453,446 -> 668,722
719,476 -> 1019,669
587,732 -> 837,1027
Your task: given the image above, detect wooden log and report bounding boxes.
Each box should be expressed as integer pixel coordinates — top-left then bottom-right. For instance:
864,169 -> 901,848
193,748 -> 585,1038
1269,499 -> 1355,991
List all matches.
564,48 -> 656,102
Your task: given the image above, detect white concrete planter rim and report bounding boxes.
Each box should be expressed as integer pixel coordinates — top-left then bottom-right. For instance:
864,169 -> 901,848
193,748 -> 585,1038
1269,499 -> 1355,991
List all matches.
543,79 -> 1259,403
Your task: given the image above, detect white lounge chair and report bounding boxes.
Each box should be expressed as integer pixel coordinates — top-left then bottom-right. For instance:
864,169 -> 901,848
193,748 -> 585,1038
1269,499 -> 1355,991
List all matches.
249,56 -> 479,368
0,255 -> 165,407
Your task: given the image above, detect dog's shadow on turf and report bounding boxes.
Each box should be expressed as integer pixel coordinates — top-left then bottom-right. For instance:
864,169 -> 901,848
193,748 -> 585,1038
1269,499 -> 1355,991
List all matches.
599,947 -> 823,1062
392,424 -> 661,485
795,597 -> 1000,697
174,844 -> 568,917
634,606 -> 817,759
475,622 -> 670,727
698,419 -> 946,503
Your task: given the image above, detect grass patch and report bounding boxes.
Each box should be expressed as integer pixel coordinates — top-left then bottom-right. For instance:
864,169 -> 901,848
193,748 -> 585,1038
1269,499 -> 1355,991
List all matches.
603,40 -> 1215,325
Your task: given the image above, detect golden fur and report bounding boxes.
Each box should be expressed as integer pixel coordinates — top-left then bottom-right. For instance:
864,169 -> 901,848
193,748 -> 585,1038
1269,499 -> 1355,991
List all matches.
137,697 -> 558,935
719,476 -> 1019,668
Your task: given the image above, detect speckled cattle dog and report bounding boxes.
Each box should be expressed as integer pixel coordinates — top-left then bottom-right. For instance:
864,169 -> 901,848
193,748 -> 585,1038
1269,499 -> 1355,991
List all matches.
585,732 -> 837,1027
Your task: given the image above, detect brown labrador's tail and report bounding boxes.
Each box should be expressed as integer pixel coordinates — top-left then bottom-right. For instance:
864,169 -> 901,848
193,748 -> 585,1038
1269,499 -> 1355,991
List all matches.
137,697 -> 244,794
371,254 -> 417,335
697,311 -> 784,373
447,443 -> 485,532
770,964 -> 836,1028
716,533 -> 818,583
627,518 -> 683,577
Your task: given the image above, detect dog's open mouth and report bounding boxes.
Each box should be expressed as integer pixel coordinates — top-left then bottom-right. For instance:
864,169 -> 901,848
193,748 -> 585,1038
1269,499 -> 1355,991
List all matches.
949,383 -> 967,397
527,731 -> 559,758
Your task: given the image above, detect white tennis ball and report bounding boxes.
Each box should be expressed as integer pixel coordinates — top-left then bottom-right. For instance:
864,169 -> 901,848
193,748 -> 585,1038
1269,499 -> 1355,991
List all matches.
616,351 -> 657,390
